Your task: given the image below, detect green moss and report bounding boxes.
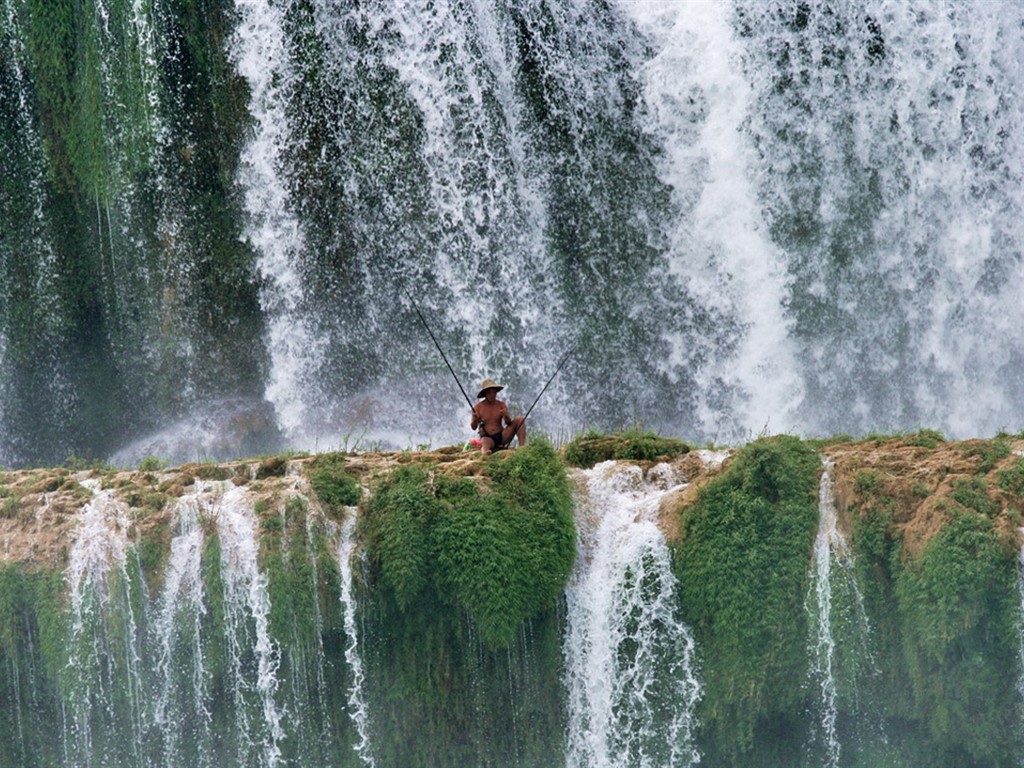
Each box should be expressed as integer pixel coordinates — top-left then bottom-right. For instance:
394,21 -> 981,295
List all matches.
562,428 -> 691,468
137,456 -> 168,471
949,476 -> 996,518
846,453 -> 1023,765
307,453 -> 360,512
255,456 -> 287,478
962,438 -> 1012,473
361,440 -> 574,648
997,456 -> 1024,496
358,442 -> 572,768
672,435 -> 820,759
905,429 -> 945,449
893,511 -> 1018,762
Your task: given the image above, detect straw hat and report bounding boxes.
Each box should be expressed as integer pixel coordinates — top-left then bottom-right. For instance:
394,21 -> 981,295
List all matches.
477,378 -> 504,398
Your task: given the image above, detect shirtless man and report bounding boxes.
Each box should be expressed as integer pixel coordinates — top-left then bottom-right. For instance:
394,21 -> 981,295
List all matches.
470,378 -> 526,454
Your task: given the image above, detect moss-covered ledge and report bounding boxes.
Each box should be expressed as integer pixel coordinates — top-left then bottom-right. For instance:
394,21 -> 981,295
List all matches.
353,439 -> 575,767
670,435 -> 821,764
358,439 -> 575,648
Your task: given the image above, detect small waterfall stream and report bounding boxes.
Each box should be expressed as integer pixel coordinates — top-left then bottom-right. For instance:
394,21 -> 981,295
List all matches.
215,483 -> 286,767
338,510 -> 374,767
806,459 -> 874,767
563,461 -> 701,768
64,479 -> 146,767
230,0 -> 321,443
43,472 -> 378,766
153,493 -> 211,768
807,461 -> 846,767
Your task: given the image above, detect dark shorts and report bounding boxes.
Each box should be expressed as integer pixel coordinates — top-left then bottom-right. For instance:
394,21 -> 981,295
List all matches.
482,430 -> 507,449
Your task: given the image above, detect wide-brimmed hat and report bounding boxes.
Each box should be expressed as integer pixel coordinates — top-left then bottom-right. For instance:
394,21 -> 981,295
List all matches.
477,378 -> 504,398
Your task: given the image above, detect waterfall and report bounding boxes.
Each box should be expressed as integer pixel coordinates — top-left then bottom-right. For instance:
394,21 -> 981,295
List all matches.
618,0 -> 801,439
64,479 -> 147,767
5,0 -> 1024,462
214,483 -> 286,767
153,490 -> 212,768
806,459 -> 874,765
229,0 -> 322,444
1017,528 -> 1024,725
564,461 -> 701,768
338,511 -> 374,766
807,461 -> 846,767
737,0 -> 1024,436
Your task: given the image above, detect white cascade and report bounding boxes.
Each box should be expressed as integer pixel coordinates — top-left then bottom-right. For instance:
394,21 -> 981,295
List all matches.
64,478 -> 147,767
1016,528 -> 1024,721
807,460 -> 847,767
564,461 -> 701,768
230,0 -> 322,444
153,488 -> 212,767
338,510 -> 374,766
806,459 -> 874,766
214,482 -> 286,767
618,0 -> 801,440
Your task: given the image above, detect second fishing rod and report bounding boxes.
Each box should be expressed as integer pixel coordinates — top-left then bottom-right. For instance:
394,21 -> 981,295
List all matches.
403,289 -> 575,433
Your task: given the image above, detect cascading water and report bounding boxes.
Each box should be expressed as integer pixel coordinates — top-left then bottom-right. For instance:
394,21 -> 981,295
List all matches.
1017,528 -> 1024,727
806,461 -> 846,767
230,0 -> 322,444
737,0 -> 1024,437
5,2 -> 1024,460
805,459 -> 875,766
564,461 -> 701,768
338,511 -> 374,766
214,483 -> 286,767
618,1 -> 802,438
152,490 -> 212,768
64,479 -> 147,768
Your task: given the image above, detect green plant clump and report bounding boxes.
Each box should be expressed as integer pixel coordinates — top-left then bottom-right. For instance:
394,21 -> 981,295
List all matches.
848,458 -> 1021,766
892,511 -> 1018,763
672,435 -> 820,762
562,428 -> 690,468
307,453 -> 360,513
358,440 -> 573,767
361,439 -> 575,647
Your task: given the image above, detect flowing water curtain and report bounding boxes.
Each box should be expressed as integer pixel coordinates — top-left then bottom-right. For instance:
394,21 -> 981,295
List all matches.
152,496 -> 215,768
805,460 -> 884,765
63,481 -> 151,767
0,0 -> 75,465
266,0 -> 722,443
338,512 -> 375,766
564,463 -> 702,767
736,0 -> 1024,438
620,1 -> 803,440
230,0 -> 327,446
281,0 -> 567,442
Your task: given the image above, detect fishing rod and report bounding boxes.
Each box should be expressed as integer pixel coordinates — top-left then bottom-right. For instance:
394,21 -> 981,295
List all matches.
522,341 -> 577,424
403,289 -> 479,416
404,286 -> 575,431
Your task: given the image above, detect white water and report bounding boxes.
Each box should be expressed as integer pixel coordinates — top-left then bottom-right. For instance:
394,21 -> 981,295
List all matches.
1017,528 -> 1024,729
372,0 -> 556,380
564,461 -> 701,768
153,490 -> 212,768
338,511 -> 374,766
807,461 -> 846,767
230,0 -> 323,444
806,459 -> 874,766
620,0 -> 801,439
214,482 -> 286,767
64,479 -> 146,767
